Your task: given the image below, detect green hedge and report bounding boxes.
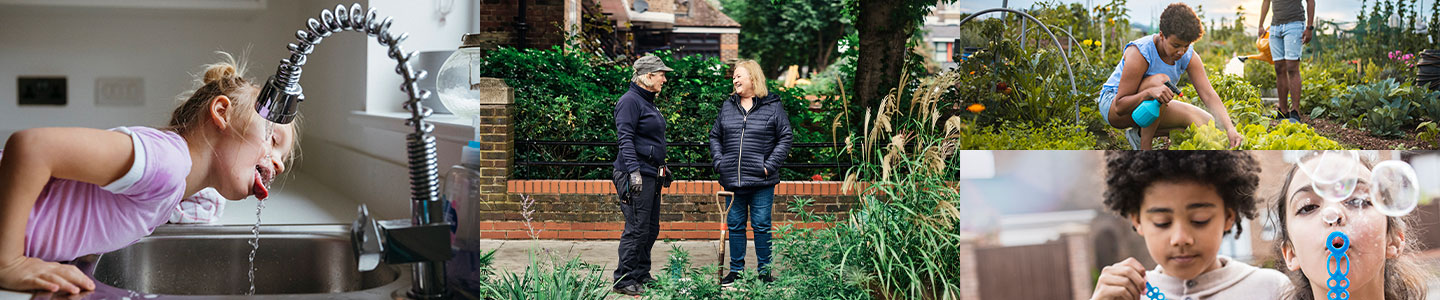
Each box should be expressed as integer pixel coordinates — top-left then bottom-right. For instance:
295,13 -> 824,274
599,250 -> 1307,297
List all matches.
476,47 -> 849,180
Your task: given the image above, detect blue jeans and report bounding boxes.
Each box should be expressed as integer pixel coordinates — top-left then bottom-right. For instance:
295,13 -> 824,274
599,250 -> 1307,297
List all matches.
1269,21 -> 1306,61
725,186 -> 774,274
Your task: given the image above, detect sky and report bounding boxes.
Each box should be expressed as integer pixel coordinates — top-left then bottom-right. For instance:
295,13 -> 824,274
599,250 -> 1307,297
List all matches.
954,0 -> 1379,29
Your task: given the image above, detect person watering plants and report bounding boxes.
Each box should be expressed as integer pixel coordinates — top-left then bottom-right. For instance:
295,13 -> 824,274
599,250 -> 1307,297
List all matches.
1096,3 -> 1245,150
708,59 -> 792,286
1258,0 -> 1316,124
610,54 -> 673,296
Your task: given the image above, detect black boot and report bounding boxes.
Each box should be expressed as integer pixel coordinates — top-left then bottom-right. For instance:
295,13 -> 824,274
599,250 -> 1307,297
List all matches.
720,272 -> 741,287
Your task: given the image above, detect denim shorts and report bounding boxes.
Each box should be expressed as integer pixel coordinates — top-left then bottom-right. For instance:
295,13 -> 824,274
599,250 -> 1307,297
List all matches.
1096,86 -> 1119,125
1270,21 -> 1306,61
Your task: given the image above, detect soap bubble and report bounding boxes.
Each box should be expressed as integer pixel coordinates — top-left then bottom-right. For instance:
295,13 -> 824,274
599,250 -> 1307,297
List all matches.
1297,151 -> 1360,202
1370,160 -> 1419,216
1321,206 -> 1342,225
1315,177 -> 1359,203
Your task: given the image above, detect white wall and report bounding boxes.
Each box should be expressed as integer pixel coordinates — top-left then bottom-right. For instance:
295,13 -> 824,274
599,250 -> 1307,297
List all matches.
0,2 -> 303,137
0,0 -> 482,221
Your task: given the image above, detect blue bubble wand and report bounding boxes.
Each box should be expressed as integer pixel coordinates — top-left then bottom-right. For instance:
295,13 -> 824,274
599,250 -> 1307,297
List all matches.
1326,231 -> 1350,300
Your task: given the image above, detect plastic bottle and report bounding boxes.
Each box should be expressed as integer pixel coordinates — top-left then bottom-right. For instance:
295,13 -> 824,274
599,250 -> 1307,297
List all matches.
1131,80 -> 1182,128
443,141 -> 484,296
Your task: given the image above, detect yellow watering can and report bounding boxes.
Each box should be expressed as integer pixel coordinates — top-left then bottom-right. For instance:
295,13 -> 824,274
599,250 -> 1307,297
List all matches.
1237,29 -> 1274,64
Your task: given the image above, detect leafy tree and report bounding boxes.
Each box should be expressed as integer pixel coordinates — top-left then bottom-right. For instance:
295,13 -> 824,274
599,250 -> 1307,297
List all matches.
855,0 -> 954,111
719,0 -> 853,76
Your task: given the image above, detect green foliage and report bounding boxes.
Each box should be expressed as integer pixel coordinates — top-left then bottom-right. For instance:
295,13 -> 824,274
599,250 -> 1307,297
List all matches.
845,62 -> 962,299
1240,122 -> 1345,150
1172,121 -> 1343,150
1314,79 -> 1439,139
1418,121 -> 1440,148
1243,58 -> 1278,90
477,46 -> 628,179
643,246 -> 727,299
958,120 -> 1096,150
1171,120 -> 1231,150
1181,74 -> 1271,127
1364,99 -> 1413,138
948,18 -> 1109,129
478,47 -> 850,180
644,200 -> 873,299
719,0 -> 853,75
478,251 -> 613,300
1410,87 -> 1440,123
1301,68 -> 1350,118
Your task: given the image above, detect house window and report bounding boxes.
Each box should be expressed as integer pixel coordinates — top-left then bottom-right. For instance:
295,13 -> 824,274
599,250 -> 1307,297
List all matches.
673,33 -> 721,59
934,42 -> 951,62
635,28 -> 672,54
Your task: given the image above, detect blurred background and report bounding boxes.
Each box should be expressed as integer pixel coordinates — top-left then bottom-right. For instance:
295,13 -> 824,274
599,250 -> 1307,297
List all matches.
958,150 -> 1440,299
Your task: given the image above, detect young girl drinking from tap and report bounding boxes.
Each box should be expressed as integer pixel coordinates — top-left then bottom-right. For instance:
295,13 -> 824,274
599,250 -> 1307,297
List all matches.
1271,153 -> 1429,300
0,52 -> 297,294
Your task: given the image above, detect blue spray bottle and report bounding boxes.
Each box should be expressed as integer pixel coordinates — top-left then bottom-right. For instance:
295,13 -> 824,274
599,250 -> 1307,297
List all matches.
1132,80 -> 1182,128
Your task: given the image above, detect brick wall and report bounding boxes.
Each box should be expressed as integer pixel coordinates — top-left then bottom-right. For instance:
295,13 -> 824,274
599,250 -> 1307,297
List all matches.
479,0 -> 566,49
720,33 -> 738,61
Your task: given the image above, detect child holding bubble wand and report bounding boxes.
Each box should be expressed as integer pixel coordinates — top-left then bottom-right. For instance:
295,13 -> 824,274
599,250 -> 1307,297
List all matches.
1091,151 -> 1288,300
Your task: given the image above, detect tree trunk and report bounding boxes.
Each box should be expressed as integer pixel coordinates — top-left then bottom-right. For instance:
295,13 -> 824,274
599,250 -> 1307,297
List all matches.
814,29 -> 837,72
856,0 -> 914,111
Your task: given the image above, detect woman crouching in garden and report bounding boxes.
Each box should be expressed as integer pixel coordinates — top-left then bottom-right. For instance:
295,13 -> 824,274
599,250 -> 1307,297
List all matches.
709,60 -> 793,286
1097,3 -> 1244,150
611,54 -> 673,296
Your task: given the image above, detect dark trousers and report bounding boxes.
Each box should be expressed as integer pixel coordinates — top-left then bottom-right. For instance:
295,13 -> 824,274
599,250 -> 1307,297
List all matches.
613,172 -> 661,288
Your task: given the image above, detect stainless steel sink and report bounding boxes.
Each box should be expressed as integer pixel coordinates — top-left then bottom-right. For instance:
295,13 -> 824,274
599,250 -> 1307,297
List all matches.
66,224 -> 411,299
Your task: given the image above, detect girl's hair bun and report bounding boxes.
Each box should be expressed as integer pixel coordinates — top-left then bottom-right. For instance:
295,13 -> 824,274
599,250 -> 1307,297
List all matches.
201,63 -> 237,85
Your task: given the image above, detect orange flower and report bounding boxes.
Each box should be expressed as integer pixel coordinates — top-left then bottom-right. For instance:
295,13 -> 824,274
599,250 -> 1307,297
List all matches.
969,71 -> 976,75
967,103 -> 985,113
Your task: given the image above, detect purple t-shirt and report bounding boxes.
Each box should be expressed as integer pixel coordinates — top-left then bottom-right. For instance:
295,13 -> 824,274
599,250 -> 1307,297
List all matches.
17,126 -> 191,262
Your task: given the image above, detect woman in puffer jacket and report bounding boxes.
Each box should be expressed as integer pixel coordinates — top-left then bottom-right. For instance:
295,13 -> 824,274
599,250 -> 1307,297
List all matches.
708,60 -> 792,286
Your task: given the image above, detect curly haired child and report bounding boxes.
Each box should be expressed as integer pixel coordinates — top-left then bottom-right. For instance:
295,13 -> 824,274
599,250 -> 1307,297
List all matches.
1092,151 -> 1288,300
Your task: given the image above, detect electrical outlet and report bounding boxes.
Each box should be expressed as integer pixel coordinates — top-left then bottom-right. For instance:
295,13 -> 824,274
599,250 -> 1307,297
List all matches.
96,77 -> 144,106
17,77 -> 67,106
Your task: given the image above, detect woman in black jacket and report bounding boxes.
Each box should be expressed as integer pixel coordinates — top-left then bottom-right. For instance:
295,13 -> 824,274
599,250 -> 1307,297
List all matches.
708,60 -> 792,285
611,54 -> 672,296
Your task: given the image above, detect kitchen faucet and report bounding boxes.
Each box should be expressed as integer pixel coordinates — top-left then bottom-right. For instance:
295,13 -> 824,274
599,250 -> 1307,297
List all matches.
252,3 -> 454,299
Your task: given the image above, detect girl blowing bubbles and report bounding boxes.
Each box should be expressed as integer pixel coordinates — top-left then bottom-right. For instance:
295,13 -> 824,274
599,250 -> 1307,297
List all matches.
0,52 -> 297,294
1272,154 -> 1429,299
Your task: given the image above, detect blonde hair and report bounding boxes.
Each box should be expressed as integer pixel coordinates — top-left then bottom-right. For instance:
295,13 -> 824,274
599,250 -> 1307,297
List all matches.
734,60 -> 768,98
169,51 -> 259,135
169,51 -> 303,172
1271,159 -> 1430,300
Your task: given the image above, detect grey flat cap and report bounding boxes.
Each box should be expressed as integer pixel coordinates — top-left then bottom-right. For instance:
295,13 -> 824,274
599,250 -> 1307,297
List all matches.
633,54 -> 674,75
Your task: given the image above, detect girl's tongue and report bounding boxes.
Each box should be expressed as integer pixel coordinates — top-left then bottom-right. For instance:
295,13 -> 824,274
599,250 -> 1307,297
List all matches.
253,171 -> 269,200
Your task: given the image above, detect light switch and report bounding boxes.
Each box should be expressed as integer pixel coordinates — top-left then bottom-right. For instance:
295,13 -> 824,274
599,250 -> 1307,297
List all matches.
96,77 -> 144,106
17,77 -> 67,106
